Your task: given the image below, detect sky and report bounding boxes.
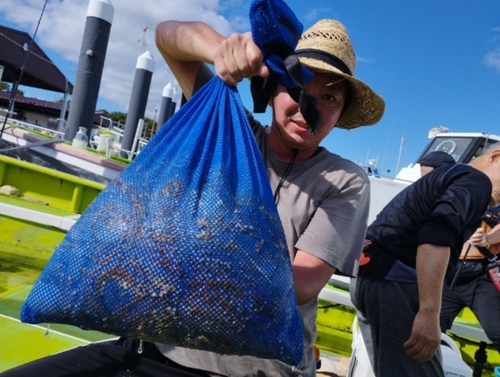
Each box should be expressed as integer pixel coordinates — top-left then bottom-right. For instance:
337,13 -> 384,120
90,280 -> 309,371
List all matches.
1,0 -> 499,176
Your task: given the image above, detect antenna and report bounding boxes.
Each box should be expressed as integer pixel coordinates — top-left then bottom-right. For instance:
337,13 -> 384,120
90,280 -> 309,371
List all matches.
137,25 -> 150,53
395,136 -> 404,174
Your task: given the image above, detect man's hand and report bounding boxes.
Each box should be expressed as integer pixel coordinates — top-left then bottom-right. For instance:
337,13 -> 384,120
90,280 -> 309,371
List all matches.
213,32 -> 269,86
468,228 -> 489,246
403,311 -> 441,361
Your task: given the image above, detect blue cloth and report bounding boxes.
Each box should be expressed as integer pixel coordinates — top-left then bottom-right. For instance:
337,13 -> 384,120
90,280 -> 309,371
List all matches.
250,0 -> 313,88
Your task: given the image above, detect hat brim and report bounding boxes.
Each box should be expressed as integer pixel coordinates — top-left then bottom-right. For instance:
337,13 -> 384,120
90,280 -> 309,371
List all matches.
299,57 -> 385,130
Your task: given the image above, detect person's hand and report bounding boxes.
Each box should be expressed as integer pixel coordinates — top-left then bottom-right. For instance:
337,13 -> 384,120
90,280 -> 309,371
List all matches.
469,228 -> 489,246
403,311 -> 441,361
213,32 -> 269,86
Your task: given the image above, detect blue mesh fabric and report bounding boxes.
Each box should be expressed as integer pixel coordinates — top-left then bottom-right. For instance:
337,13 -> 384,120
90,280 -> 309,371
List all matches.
20,78 -> 303,365
250,0 -> 313,87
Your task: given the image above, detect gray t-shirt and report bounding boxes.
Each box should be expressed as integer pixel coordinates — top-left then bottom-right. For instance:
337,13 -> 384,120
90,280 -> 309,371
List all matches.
250,117 -> 370,275
156,114 -> 370,376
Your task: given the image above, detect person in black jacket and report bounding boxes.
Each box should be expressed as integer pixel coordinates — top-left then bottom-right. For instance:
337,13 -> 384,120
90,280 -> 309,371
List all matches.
419,151 -> 456,176
440,205 -> 500,354
351,143 -> 500,377
420,151 -> 500,354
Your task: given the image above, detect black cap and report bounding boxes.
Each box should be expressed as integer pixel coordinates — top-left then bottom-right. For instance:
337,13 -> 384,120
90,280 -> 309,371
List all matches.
420,151 -> 456,168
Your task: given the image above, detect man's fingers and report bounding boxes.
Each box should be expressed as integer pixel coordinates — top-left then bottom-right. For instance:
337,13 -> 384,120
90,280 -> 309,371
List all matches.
403,337 -> 423,357
214,32 -> 264,86
257,64 -> 269,79
404,335 -> 439,362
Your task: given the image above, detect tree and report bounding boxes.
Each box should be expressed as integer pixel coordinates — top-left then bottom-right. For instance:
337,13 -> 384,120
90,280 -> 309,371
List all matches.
107,111 -> 127,126
142,117 -> 155,140
56,98 -> 70,105
0,81 -> 24,95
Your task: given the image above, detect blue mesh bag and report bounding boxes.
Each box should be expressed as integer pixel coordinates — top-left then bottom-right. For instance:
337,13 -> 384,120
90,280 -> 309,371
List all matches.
250,0 -> 313,89
249,0 -> 319,131
21,0 -> 305,366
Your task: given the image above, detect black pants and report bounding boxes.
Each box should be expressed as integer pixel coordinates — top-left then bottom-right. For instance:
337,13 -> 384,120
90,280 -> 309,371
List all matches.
0,338 -> 211,377
441,267 -> 500,352
352,277 -> 445,377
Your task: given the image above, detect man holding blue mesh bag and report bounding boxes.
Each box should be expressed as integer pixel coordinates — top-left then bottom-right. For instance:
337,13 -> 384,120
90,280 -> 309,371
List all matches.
152,7 -> 384,377
1,1 -> 384,376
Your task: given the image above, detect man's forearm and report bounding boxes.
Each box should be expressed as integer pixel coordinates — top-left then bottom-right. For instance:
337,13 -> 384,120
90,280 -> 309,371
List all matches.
487,224 -> 500,245
416,243 -> 450,316
292,250 -> 336,305
155,21 -> 223,64
155,21 -> 224,98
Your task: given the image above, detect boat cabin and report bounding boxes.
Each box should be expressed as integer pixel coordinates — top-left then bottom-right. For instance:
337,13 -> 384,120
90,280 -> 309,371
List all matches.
368,132 -> 500,224
396,132 -> 500,183
417,132 -> 500,165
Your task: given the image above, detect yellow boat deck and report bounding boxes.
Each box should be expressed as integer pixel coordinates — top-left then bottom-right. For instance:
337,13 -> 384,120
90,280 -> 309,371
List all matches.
0,250 -> 113,372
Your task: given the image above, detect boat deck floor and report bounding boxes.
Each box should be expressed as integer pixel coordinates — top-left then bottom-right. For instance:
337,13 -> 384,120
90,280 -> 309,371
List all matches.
0,250 -> 113,372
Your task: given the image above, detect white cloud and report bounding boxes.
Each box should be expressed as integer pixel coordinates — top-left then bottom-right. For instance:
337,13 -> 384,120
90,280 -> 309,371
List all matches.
356,57 -> 372,64
303,7 -> 333,22
228,15 -> 250,33
0,0 -> 237,117
485,47 -> 500,73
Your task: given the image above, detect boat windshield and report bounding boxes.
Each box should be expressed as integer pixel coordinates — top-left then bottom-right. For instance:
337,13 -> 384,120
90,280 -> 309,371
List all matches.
425,136 -> 474,162
421,136 -> 498,164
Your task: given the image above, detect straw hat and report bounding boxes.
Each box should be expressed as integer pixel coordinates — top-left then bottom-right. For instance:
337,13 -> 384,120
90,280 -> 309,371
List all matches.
296,19 -> 385,129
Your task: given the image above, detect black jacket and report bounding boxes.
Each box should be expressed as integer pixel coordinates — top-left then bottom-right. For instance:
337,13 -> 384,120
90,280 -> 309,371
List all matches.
366,164 -> 491,275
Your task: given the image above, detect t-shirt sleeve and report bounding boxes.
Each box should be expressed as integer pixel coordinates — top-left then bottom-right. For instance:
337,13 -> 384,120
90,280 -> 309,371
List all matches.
295,163 -> 370,277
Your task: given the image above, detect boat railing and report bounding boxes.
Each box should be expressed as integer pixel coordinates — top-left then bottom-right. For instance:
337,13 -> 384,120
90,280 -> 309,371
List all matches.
91,118 -> 148,160
0,115 -> 65,139
99,116 -> 113,129
117,141 -> 147,160
99,116 -> 124,132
